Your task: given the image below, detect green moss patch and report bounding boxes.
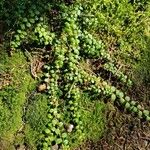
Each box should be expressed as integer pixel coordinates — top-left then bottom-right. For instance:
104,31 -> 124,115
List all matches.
0,50 -> 36,148
24,93 -> 49,149
64,94 -> 106,149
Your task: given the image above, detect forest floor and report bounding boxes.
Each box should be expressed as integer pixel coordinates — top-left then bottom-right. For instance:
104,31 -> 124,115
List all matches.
78,109 -> 150,150
0,22 -> 150,150
77,83 -> 150,150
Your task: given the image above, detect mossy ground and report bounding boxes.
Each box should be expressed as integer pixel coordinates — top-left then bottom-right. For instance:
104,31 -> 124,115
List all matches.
0,48 -> 106,149
1,1 -> 149,149
65,94 -> 106,149
0,49 -> 37,149
24,93 -> 50,149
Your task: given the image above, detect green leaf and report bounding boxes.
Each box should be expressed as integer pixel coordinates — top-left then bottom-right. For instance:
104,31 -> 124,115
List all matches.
52,119 -> 58,126
119,98 -> 125,104
118,92 -> 124,98
29,18 -> 35,23
63,139 -> 69,145
70,106 -> 74,110
125,102 -> 130,109
143,110 -> 149,116
47,114 -> 53,119
55,129 -> 61,135
132,107 -> 138,113
137,105 -> 142,110
125,96 -> 130,102
62,133 -> 67,138
23,18 -> 28,22
56,138 -> 62,144
26,22 -> 31,27
146,116 -> 150,121
138,111 -> 143,118
43,142 -> 48,147
130,101 -> 136,106
45,128 -> 51,134
58,122 -> 63,127
111,94 -> 116,102
17,29 -> 22,33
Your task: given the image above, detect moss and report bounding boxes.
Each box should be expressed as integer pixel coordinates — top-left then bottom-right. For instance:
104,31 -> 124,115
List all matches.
82,101 -> 105,141
0,50 -> 36,148
23,92 -> 106,150
24,93 -> 50,149
133,38 -> 150,85
69,94 -> 106,149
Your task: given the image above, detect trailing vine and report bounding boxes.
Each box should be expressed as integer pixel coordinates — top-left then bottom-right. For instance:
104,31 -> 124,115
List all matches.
4,0 -> 150,149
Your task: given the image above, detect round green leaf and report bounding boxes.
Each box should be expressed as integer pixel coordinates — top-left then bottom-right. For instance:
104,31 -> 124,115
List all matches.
143,110 -> 149,116
56,138 -> 62,144
125,102 -> 130,109
45,128 -> 51,134
111,94 -> 116,102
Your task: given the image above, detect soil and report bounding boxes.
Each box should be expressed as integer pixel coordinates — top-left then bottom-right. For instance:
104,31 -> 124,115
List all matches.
76,85 -> 150,150
76,112 -> 150,150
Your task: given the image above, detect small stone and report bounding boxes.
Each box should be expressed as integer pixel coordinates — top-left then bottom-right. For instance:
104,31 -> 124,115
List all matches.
38,83 -> 47,92
67,124 -> 74,133
51,144 -> 59,150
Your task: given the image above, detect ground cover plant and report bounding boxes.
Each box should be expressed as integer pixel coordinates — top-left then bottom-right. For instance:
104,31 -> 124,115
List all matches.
0,0 -> 150,150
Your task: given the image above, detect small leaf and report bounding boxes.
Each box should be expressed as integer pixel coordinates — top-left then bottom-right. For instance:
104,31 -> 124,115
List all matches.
146,116 -> 150,121
138,111 -> 143,118
125,102 -> 130,109
56,138 -> 62,144
143,110 -> 149,116
45,128 -> 50,134
111,94 -> 116,102
63,139 -> 69,145
62,133 -> 67,138
125,96 -> 130,102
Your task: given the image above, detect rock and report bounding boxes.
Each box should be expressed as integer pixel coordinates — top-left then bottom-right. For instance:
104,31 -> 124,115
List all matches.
67,124 -> 74,133
51,144 -> 59,150
38,83 -> 47,92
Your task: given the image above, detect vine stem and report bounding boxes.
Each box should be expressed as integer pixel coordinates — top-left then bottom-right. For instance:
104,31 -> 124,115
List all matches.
65,81 -> 75,97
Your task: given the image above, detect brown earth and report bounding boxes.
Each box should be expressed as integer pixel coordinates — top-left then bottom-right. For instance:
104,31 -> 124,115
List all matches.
76,84 -> 150,150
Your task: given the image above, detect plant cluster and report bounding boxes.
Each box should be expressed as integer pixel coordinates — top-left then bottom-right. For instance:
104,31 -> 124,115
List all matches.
10,3 -> 53,49
103,62 -> 132,86
4,0 -> 150,149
